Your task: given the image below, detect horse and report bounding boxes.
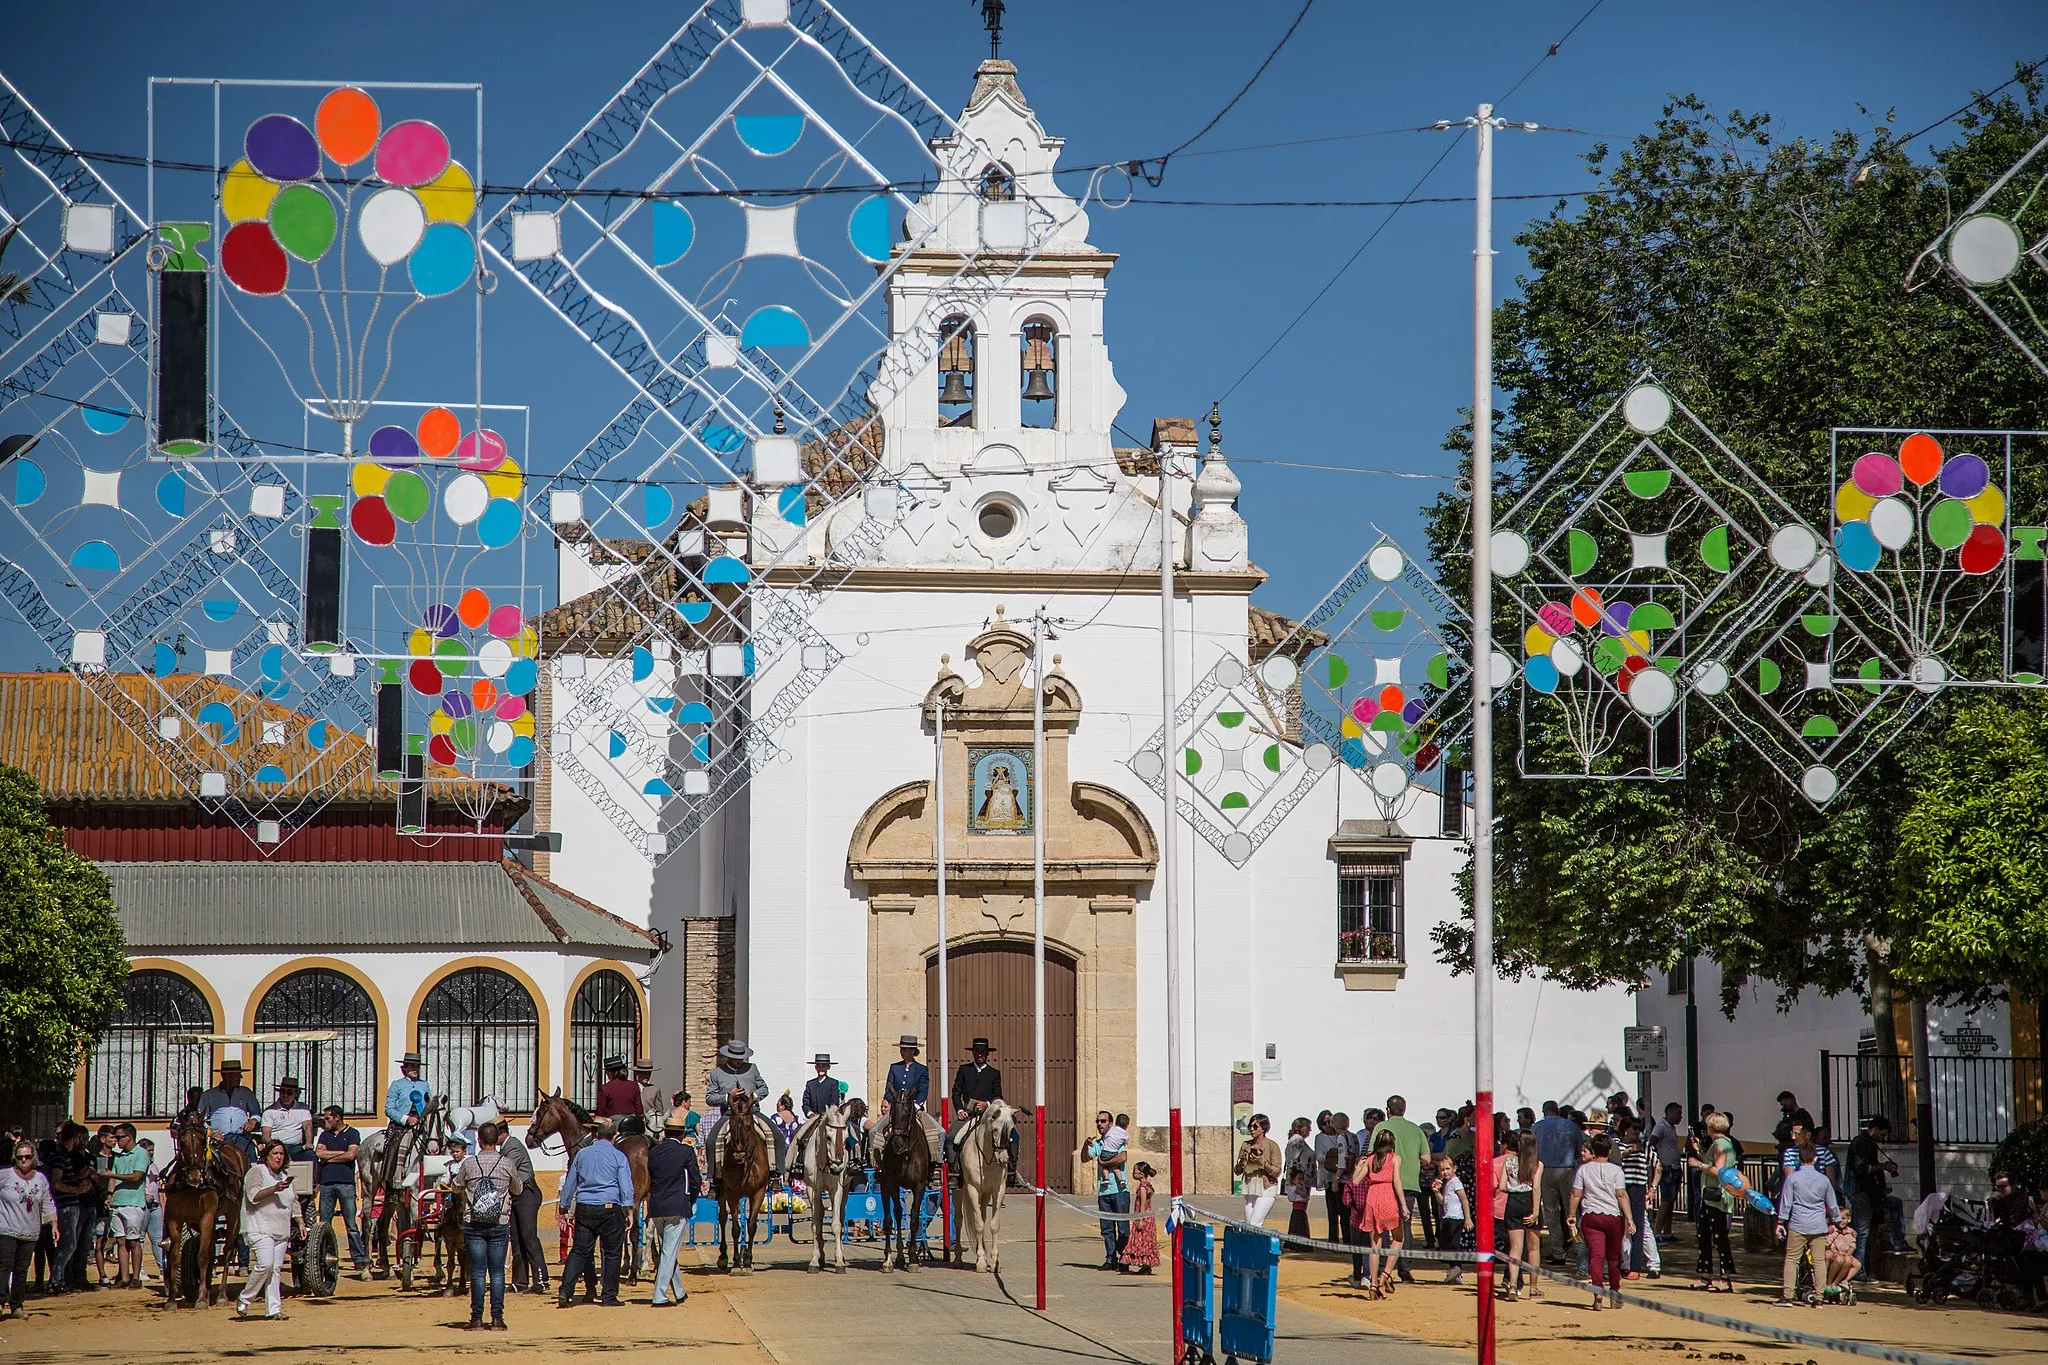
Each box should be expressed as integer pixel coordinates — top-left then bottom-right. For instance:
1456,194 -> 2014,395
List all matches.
875,1085 -> 934,1272
955,1100 -> 1016,1273
527,1090 -> 653,1279
712,1090 -> 772,1273
796,1101 -> 862,1273
161,1113 -> 246,1307
360,1104 -> 444,1282
427,1182 -> 469,1294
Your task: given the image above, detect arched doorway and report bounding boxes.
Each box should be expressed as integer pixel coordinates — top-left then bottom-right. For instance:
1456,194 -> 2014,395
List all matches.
926,941 -> 1077,1192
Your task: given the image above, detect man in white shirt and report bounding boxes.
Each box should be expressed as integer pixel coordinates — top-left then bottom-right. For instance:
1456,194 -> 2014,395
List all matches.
199,1060 -> 262,1159
1314,1113 -> 1354,1242
260,1078 -> 316,1162
1649,1101 -> 1683,1237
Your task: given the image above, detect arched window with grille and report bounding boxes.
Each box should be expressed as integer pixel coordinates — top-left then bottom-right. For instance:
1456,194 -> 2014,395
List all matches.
568,970 -> 643,1110
86,968 -> 213,1120
1020,317 -> 1058,429
980,163 -> 1014,202
937,314 -> 976,427
253,968 -> 379,1116
417,967 -> 539,1111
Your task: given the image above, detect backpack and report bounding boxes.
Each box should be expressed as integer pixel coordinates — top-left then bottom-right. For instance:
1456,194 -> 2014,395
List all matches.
465,1154 -> 508,1225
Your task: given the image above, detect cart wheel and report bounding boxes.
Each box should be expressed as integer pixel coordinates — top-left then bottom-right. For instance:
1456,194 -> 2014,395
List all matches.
300,1222 -> 338,1298
176,1226 -> 201,1307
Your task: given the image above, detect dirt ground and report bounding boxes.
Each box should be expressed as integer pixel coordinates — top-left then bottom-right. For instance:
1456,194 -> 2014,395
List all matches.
1276,1242 -> 2048,1365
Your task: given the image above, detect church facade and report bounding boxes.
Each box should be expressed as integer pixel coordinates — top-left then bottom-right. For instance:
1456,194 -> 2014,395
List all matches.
539,59 -> 1633,1189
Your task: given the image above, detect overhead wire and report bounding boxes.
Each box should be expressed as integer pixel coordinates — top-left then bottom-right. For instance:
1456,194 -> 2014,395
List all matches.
1892,52 -> 2047,148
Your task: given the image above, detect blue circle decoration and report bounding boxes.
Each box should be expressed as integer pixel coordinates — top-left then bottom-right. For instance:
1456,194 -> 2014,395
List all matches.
740,305 -> 809,349
733,114 -> 803,156
70,540 -> 120,572
651,200 -> 694,266
1524,654 -> 1561,693
81,399 -> 130,435
673,599 -> 712,625
12,457 -> 44,507
849,194 -> 892,263
202,599 -> 239,621
255,764 -> 288,785
1835,520 -> 1882,573
631,646 -> 654,682
408,222 -> 475,297
703,555 -> 749,584
643,484 -> 674,528
507,735 -> 535,767
197,701 -> 240,744
701,425 -> 745,454
678,701 -> 714,724
608,730 -> 629,758
309,720 -> 330,750
260,645 -> 286,680
503,657 -> 538,696
156,469 -> 189,516
153,643 -> 178,678
778,485 -> 808,526
476,497 -> 522,547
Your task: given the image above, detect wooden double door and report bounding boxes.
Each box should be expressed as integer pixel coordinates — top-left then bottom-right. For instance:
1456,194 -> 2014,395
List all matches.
925,940 -> 1078,1192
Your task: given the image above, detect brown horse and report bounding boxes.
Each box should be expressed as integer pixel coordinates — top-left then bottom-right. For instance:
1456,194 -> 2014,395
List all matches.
162,1114 -> 246,1307
714,1090 -> 771,1273
876,1085 -> 933,1272
527,1091 -> 651,1278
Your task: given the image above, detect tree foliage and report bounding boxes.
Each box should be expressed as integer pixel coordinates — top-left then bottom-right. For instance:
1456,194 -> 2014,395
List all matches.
1425,77 -> 2048,1011
0,763 -> 127,1087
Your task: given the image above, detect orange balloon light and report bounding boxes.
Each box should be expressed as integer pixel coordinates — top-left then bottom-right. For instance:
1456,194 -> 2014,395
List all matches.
1378,685 -> 1405,711
315,87 -> 381,167
1899,431 -> 1943,486
1570,588 -> 1605,628
417,406 -> 461,459
457,588 -> 491,629
471,679 -> 499,711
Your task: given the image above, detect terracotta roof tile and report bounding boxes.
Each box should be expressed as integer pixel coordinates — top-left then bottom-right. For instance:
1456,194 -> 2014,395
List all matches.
1248,605 -> 1328,663
0,672 -> 522,812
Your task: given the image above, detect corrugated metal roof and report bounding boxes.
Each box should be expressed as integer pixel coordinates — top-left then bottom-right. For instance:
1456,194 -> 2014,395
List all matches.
103,861 -> 654,953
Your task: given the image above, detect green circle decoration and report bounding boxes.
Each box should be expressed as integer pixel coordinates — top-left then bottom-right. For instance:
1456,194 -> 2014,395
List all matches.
384,470 -> 430,523
1926,498 -> 1974,551
270,184 -> 337,262
433,636 -> 469,678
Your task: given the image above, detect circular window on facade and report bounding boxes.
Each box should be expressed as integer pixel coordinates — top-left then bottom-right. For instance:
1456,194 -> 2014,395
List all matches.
977,498 -> 1019,540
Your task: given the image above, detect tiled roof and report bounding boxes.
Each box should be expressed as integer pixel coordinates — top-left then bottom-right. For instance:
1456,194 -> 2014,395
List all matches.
102,859 -> 655,952
1247,605 -> 1328,663
539,414 -> 885,656
0,672 -> 522,813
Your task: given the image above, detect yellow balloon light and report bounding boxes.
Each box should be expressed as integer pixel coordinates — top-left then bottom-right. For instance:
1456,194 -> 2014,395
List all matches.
351,461 -> 392,498
1835,479 -> 1877,525
1966,485 -> 2006,525
514,626 -> 540,658
416,162 -> 476,225
1524,624 -> 1556,657
481,455 -> 523,501
428,710 -> 454,736
221,159 -> 279,224
408,628 -> 435,657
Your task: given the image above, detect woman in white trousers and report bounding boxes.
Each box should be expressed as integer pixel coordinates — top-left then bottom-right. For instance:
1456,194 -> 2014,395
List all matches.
237,1142 -> 301,1320
1236,1115 -> 1285,1228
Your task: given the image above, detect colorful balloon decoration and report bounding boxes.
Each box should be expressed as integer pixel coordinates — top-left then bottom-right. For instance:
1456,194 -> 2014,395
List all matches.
1834,432 -> 2006,577
348,407 -> 523,549
408,590 -> 540,769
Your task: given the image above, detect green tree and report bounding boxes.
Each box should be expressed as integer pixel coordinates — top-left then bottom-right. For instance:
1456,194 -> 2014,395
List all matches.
0,763 -> 127,1087
1426,74 -> 2048,1012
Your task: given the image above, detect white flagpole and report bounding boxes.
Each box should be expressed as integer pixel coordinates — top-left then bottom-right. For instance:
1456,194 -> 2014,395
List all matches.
936,694 -> 951,1261
1161,439 -> 1185,1362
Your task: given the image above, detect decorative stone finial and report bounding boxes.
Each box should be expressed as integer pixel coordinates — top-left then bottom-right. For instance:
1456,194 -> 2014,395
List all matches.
994,603 -> 1007,620
941,653 -> 951,665
1053,654 -> 1063,667
1208,401 -> 1222,452
772,401 -> 786,436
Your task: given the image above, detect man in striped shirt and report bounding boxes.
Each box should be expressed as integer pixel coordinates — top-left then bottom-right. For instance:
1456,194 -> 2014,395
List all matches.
1617,1116 -> 1660,1278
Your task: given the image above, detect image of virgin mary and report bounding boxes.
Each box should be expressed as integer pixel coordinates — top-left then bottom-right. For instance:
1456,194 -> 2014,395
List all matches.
976,762 -> 1026,831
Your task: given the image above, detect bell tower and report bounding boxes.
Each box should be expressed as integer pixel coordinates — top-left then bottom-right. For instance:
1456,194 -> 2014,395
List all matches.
869,58 -> 1126,497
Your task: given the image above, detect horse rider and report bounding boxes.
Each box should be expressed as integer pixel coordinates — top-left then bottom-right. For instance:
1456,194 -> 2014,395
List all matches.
886,1035 -> 947,1158
948,1038 -> 1017,1175
702,1040 -> 782,1181
198,1059 -> 261,1160
594,1057 -> 645,1136
801,1054 -> 840,1120
377,1052 -> 432,1188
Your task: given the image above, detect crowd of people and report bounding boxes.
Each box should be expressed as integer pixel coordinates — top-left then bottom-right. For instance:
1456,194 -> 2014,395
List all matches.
1255,1088 -> 1910,1310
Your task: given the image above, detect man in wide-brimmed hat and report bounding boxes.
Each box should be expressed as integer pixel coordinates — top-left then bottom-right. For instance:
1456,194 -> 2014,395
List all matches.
701,1041 -> 779,1180
200,1059 -> 261,1159
634,1059 -> 666,1131
594,1056 -> 644,1135
800,1054 -> 841,1120
946,1038 -> 1010,1169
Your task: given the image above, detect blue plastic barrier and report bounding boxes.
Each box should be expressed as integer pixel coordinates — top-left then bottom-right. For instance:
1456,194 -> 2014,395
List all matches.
1182,1221 -> 1216,1362
1219,1225 -> 1281,1364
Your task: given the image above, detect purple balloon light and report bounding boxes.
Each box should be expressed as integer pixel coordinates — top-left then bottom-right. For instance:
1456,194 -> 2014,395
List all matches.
440,690 -> 474,720
245,115 -> 320,183
422,602 -> 459,637
1600,601 -> 1634,637
368,424 -> 421,465
1937,453 -> 1991,501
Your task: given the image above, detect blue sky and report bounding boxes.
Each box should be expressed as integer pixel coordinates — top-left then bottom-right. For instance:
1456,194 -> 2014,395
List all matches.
1,0 -> 2038,623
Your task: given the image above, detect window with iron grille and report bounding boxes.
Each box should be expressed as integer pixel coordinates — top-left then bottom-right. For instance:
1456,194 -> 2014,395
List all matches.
86,968 -> 214,1120
568,970 -> 642,1110
252,968 -> 379,1116
417,966 -> 539,1112
1337,857 -> 1404,963
1667,959 -> 1692,996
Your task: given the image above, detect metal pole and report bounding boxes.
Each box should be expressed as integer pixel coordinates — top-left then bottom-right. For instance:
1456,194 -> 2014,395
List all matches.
937,696 -> 952,1262
1468,102 -> 1499,1365
1161,449 -> 1185,1363
1033,609 -> 1048,1312
1911,999 -> 1937,1195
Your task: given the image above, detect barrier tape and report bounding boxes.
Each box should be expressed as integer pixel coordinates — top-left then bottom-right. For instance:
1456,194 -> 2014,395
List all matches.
1173,1203 -> 1977,1365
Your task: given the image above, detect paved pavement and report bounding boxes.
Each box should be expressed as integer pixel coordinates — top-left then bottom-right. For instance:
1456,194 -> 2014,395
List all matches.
707,1195 -> 1472,1365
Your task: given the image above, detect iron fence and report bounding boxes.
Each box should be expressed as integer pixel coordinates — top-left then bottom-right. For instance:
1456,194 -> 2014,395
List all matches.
1820,1052 -> 2043,1147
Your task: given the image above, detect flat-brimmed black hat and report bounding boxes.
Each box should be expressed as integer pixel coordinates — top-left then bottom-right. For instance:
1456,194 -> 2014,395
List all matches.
969,1038 -> 996,1053
896,1035 -> 920,1051
812,1053 -> 833,1068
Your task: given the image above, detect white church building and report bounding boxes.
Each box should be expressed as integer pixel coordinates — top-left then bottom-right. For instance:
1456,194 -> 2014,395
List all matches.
537,57 -> 1633,1190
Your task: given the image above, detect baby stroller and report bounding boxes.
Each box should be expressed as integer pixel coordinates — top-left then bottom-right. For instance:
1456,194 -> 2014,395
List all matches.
1906,1198 -> 2029,1309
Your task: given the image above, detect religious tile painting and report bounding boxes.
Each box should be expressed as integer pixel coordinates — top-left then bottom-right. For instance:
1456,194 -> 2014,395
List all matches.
967,745 -> 1032,836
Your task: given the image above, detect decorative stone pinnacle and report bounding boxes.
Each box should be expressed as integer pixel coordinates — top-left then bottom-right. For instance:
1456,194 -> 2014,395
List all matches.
1208,401 -> 1222,452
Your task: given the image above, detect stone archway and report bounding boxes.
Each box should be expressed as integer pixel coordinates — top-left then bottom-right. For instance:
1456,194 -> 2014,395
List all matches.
849,611 -> 1156,1190
926,940 -> 1078,1191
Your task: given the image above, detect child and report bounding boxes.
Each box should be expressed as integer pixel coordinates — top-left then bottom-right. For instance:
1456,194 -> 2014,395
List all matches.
1434,1155 -> 1467,1284
1822,1208 -> 1861,1298
1122,1161 -> 1160,1273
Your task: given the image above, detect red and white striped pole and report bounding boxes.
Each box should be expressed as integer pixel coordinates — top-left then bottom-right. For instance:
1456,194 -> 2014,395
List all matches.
936,696 -> 952,1263
1033,608 -> 1048,1312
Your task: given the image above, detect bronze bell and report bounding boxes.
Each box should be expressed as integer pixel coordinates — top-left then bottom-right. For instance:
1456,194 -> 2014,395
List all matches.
939,369 -> 972,405
1022,367 -> 1054,401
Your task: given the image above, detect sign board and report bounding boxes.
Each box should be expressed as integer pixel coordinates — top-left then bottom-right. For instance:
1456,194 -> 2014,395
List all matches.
1624,1025 -> 1668,1073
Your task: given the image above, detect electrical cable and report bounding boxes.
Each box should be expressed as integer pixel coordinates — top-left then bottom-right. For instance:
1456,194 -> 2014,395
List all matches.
1493,0 -> 1609,110
1151,0 -> 1317,167
1893,53 -> 2047,149
1123,188 -> 1605,208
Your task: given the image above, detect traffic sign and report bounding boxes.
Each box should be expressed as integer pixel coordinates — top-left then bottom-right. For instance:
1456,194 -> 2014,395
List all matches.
1624,1025 -> 1669,1072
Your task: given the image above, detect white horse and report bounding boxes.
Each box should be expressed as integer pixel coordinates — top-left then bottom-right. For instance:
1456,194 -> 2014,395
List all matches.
796,1102 -> 863,1273
955,1100 -> 1015,1273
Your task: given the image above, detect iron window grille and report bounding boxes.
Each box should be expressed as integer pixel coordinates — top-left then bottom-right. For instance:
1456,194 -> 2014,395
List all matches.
1337,856 -> 1405,964
86,968 -> 213,1120
417,966 -> 539,1112
252,968 -> 379,1116
568,969 -> 643,1110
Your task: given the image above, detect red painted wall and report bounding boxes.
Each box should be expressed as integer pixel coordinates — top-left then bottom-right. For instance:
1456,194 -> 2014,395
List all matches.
52,804 -> 508,862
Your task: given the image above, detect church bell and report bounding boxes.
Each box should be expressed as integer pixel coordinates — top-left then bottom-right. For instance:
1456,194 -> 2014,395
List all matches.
939,369 -> 972,405
1021,367 -> 1054,401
